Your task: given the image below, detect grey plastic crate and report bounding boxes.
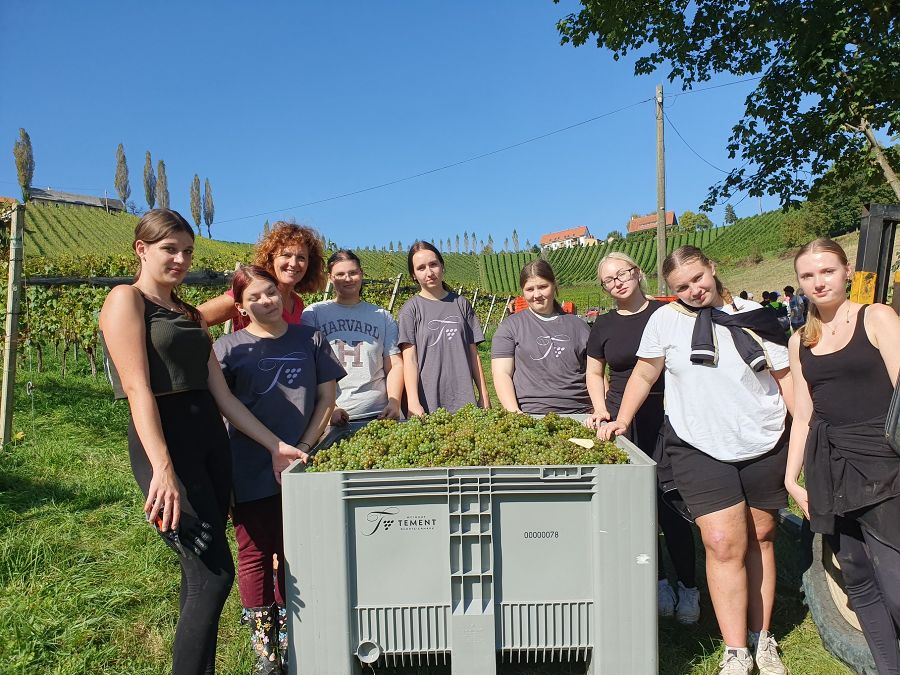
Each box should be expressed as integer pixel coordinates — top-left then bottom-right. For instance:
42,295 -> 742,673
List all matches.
282,424 -> 657,675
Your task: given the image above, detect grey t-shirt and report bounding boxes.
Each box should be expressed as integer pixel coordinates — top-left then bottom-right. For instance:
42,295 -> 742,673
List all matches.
301,300 -> 400,419
491,310 -> 592,414
213,324 -> 346,503
397,292 -> 484,413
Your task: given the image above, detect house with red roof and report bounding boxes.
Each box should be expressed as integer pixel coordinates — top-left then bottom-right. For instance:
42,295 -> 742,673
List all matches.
627,211 -> 677,233
539,225 -> 592,250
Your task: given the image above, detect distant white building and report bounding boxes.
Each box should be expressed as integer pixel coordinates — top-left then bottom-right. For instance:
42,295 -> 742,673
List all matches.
540,225 -> 591,250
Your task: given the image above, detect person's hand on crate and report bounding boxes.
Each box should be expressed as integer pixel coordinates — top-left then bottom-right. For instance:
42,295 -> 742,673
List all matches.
407,402 -> 426,417
270,441 -> 310,484
597,419 -> 628,441
330,408 -> 350,426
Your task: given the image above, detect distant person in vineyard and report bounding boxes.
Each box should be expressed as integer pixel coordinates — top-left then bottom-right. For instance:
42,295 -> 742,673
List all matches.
785,238 -> 900,674
585,252 -> 699,624
199,221 -> 326,329
398,241 -> 489,414
302,249 -> 403,423
491,260 -> 591,414
99,210 -> 311,675
782,285 -> 807,332
213,264 -> 344,674
599,246 -> 793,675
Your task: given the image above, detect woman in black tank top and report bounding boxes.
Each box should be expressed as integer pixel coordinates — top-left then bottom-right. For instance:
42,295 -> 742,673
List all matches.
786,238 -> 900,674
99,210 -> 311,675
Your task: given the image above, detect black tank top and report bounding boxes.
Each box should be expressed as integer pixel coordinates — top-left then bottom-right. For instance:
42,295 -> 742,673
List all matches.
101,295 -> 211,400
799,305 -> 894,426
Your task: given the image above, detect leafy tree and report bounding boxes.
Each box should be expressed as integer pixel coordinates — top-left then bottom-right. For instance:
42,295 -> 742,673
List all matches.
724,204 -> 738,226
555,0 -> 900,207
678,210 -> 714,232
447,238 -> 452,252
606,229 -> 624,241
781,201 -> 830,248
808,145 -> 900,236
512,228 -> 519,251
114,143 -> 131,206
487,234 -> 494,253
189,174 -> 201,233
503,237 -> 509,252
156,160 -> 170,209
525,238 -> 532,250
464,232 -> 470,253
456,234 -> 461,253
471,232 -> 476,254
398,240 -> 403,251
203,178 -> 214,238
12,128 -> 34,201
143,151 -> 156,209
263,220 -> 270,236
389,241 -> 395,252
479,239 -> 484,253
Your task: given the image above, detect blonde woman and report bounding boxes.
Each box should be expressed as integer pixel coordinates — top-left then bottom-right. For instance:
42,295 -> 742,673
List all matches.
586,252 -> 698,623
786,238 -> 900,674
599,246 -> 793,675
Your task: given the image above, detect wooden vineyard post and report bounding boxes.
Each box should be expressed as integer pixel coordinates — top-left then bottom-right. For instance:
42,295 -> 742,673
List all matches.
387,274 -> 402,313
1,204 -> 24,447
471,287 -> 479,310
322,280 -> 332,302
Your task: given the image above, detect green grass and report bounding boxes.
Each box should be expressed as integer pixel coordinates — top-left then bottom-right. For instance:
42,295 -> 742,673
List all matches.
0,348 -> 853,674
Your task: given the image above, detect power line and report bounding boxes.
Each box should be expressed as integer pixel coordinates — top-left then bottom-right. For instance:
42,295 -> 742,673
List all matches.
671,75 -> 763,98
664,111 -> 730,174
216,97 -> 654,225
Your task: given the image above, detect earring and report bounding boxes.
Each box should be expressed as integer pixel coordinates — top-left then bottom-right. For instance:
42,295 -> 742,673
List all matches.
239,310 -> 248,316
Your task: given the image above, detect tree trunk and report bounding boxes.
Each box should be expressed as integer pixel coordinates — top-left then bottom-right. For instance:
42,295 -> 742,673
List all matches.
860,117 -> 900,201
36,344 -> 43,373
61,345 -> 67,378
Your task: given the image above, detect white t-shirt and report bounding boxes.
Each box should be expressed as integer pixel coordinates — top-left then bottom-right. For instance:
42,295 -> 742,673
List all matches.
637,300 -> 789,461
302,300 -> 400,419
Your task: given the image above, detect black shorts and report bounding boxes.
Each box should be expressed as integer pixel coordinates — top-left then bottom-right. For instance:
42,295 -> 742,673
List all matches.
662,418 -> 788,520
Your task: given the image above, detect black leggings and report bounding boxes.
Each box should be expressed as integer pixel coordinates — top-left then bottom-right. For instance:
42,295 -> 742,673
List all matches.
828,516 -> 900,675
129,391 -> 234,675
614,397 -> 697,587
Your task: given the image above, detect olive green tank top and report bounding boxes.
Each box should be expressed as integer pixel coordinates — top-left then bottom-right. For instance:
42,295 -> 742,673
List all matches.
101,295 -> 210,400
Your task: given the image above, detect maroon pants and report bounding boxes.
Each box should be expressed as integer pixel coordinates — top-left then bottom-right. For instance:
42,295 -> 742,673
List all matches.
231,494 -> 285,608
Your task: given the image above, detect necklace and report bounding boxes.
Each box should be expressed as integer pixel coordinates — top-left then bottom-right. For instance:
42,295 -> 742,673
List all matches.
826,305 -> 851,335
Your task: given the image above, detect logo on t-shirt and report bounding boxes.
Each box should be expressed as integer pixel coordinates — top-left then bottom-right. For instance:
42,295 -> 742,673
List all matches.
256,351 -> 308,394
427,317 -> 461,346
532,334 -> 571,361
334,339 -> 364,368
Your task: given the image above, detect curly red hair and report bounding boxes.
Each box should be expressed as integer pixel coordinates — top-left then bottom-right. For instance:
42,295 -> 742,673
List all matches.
253,221 -> 326,293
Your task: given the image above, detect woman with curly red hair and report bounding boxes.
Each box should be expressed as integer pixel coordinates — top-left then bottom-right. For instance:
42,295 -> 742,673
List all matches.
199,221 -> 327,328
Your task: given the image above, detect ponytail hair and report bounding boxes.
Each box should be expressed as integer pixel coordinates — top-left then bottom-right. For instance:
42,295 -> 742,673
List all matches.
662,245 -> 735,308
133,209 -> 201,322
519,259 -> 564,313
793,237 -> 850,348
407,241 -> 452,292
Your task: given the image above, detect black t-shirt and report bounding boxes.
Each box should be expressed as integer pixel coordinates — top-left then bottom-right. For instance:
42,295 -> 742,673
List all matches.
586,300 -> 665,411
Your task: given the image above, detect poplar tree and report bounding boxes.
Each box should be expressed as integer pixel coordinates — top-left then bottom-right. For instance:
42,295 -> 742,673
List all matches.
512,229 -> 519,251
114,143 -> 131,206
143,151 -> 156,209
156,160 -> 170,209
263,220 -> 271,236
456,234 -> 460,253
12,128 -> 34,201
203,178 -> 215,238
189,174 -> 201,233
464,232 -> 470,253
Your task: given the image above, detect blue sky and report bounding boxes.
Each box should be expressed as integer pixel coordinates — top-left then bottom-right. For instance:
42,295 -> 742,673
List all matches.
1,1 -> 781,249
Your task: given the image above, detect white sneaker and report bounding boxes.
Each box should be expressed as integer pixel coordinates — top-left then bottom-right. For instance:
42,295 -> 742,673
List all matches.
718,648 -> 754,675
675,581 -> 700,624
750,630 -> 787,675
658,579 -> 676,617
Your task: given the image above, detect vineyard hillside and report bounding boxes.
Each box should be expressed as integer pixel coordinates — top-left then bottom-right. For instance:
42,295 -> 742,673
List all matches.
24,202 -> 253,259
355,249 -> 480,286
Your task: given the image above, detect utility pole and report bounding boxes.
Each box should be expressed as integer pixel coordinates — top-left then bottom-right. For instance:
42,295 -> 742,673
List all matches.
656,84 -> 667,295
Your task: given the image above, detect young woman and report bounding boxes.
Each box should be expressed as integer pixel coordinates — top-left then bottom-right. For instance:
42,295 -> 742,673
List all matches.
599,246 -> 793,675
586,252 -> 699,623
302,250 -> 403,423
398,241 -> 489,415
99,210 -> 311,675
491,260 -> 590,414
213,265 -> 345,674
786,238 -> 900,674
199,221 -> 326,328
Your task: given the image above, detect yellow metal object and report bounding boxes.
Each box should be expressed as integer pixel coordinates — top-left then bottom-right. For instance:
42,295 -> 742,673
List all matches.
850,271 -> 877,303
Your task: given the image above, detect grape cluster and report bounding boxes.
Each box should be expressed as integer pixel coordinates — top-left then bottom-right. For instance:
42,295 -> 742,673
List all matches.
308,405 -> 628,472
